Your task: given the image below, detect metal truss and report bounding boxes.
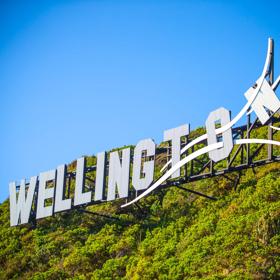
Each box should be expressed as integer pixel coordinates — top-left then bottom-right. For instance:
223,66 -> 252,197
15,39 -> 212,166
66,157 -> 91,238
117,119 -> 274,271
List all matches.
160,115 -> 280,191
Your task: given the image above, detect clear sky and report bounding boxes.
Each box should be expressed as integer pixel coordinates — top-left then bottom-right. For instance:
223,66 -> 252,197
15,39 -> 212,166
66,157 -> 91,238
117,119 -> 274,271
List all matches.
1,0 -> 280,202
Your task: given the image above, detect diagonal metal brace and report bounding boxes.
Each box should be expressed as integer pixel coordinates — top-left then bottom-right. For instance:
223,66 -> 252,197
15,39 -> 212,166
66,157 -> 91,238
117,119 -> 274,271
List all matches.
175,185 -> 217,201
77,208 -> 122,222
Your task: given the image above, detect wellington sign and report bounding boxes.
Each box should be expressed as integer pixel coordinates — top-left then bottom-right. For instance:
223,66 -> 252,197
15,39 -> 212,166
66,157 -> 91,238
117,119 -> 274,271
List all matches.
9,38 -> 280,226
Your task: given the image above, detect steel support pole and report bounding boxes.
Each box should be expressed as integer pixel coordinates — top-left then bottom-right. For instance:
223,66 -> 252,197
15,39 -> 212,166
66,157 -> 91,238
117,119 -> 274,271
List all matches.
246,113 -> 251,164
268,39 -> 274,160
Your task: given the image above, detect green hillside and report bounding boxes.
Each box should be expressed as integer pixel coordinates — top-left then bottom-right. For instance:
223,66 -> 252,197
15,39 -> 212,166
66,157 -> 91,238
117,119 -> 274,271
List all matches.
0,126 -> 280,279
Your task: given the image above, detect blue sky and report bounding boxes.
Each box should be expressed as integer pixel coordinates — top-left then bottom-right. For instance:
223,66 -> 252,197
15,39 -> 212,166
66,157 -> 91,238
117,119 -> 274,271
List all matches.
0,0 -> 280,202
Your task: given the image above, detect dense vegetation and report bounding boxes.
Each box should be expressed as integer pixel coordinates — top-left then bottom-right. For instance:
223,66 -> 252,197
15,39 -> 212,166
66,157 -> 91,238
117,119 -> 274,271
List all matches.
0,125 -> 280,279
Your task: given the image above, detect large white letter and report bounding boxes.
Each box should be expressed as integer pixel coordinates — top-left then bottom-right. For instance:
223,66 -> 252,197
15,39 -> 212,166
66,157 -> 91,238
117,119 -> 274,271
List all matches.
163,124 -> 190,179
95,152 -> 106,201
36,170 -> 56,219
132,139 -> 155,191
107,148 -> 130,201
9,177 -> 37,226
54,164 -> 71,213
74,157 -> 92,206
206,107 -> 233,162
245,78 -> 280,124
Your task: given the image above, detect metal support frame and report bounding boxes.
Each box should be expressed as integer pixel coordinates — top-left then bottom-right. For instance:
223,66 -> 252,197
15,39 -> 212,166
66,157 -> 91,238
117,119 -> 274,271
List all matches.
161,118 -> 280,183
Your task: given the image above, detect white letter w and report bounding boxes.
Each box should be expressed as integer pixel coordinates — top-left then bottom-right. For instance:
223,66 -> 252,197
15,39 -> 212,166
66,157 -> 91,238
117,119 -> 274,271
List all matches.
9,177 -> 37,226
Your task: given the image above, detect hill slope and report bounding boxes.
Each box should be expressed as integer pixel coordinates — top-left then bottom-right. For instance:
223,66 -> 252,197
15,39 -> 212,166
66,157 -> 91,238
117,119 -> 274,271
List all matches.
0,128 -> 280,279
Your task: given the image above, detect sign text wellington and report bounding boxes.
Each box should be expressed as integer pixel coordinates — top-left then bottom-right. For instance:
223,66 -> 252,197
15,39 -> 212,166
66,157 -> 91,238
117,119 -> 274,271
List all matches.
9,38 -> 280,226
